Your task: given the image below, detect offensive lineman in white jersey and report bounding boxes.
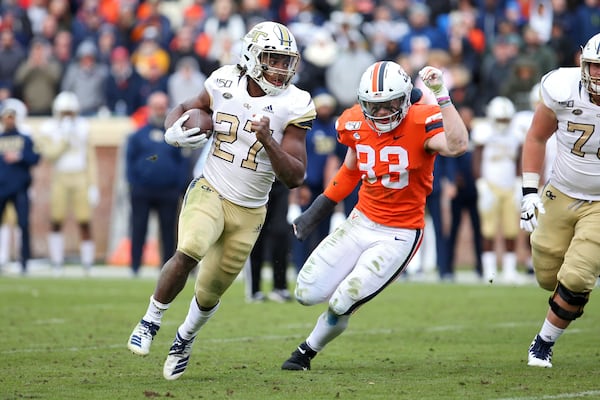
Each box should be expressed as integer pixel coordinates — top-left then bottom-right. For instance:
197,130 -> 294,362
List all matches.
127,21 -> 316,380
521,32 -> 600,368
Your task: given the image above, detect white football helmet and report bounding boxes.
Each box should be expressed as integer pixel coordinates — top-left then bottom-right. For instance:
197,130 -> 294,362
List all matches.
581,32 -> 600,95
486,96 -> 515,121
357,61 -> 413,134
239,21 -> 299,96
53,91 -> 80,116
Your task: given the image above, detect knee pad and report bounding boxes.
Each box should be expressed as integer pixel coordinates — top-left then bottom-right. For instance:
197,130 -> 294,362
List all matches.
548,282 -> 589,321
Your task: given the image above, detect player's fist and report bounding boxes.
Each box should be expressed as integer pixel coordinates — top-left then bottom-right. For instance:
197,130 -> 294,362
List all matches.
418,66 -> 449,98
520,193 -> 545,232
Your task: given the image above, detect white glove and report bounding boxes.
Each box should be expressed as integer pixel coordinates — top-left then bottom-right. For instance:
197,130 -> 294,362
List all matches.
287,203 -> 302,225
329,211 -> 346,234
164,114 -> 207,149
88,185 -> 100,207
476,178 -> 495,212
418,66 -> 449,98
520,193 -> 545,233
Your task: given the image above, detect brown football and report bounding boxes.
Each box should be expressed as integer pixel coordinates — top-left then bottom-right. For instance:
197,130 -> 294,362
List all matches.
182,108 -> 213,136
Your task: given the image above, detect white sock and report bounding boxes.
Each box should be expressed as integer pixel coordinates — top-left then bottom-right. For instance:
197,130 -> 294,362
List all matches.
502,252 -> 517,276
539,318 -> 564,343
0,224 -> 9,264
306,310 -> 350,352
482,251 -> 497,281
143,295 -> 170,325
48,232 -> 64,267
80,240 -> 95,269
178,297 -> 220,340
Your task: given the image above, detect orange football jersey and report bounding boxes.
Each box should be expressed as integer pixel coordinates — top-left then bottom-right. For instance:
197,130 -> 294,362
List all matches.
337,103 -> 444,228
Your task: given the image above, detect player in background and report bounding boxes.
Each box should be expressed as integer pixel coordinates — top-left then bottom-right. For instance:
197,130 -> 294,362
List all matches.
0,98 -> 32,268
0,104 -> 40,274
509,83 -> 556,274
36,92 -> 99,275
280,61 -> 468,371
127,21 -> 316,380
521,33 -> 600,368
472,96 -> 524,284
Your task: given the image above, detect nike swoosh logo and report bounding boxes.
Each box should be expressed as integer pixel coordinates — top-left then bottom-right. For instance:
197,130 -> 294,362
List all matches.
394,237 -> 404,241
298,347 -> 306,354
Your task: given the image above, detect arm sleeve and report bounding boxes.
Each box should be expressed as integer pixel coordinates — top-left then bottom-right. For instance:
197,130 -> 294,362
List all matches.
323,163 -> 361,203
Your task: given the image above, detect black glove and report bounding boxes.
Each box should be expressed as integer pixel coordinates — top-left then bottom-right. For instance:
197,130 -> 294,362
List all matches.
293,194 -> 337,241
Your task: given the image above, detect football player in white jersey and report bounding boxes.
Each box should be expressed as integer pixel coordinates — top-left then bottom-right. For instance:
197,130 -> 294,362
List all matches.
36,92 -> 99,275
521,32 -> 600,368
472,96 -> 523,283
127,21 -> 316,380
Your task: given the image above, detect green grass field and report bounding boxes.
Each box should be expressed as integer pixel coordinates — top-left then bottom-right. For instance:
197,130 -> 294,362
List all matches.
2,273 -> 600,400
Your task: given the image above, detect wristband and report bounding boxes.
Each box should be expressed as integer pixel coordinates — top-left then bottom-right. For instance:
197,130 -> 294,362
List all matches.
522,172 -> 540,189
436,96 -> 452,108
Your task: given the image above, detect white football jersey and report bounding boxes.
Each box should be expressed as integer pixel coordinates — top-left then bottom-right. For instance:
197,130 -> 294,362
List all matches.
202,65 -> 315,207
542,67 -> 600,200
510,109 -> 557,183
38,116 -> 91,173
472,119 -> 522,189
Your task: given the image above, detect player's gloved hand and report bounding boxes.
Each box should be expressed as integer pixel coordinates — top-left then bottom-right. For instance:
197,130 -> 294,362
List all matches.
293,194 -> 337,241
418,66 -> 449,99
520,192 -> 545,232
287,203 -> 302,225
329,211 -> 346,234
164,114 -> 207,149
88,185 -> 100,207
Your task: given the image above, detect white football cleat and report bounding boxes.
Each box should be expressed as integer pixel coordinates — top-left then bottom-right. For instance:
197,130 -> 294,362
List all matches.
127,320 -> 160,356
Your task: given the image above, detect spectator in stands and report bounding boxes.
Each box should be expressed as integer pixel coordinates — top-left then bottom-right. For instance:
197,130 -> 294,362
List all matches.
15,36 -> 62,116
130,0 -> 173,49
167,57 -> 206,107
105,46 -> 144,116
36,91 -> 99,275
294,29 -> 337,96
398,2 -> 448,54
575,0 -> 600,48
325,30 -> 375,111
125,91 -> 191,276
477,33 -> 520,115
500,56 -> 540,111
131,26 -> 171,80
51,29 -> 73,80
96,23 -> 119,66
0,104 -> 40,274
169,25 -> 218,78
0,29 -> 26,90
0,1 -> 33,47
71,0 -> 105,50
47,0 -> 73,32
195,0 -> 246,67
61,40 -> 109,116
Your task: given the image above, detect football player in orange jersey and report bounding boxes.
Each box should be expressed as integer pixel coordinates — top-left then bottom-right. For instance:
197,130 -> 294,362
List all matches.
281,61 -> 469,370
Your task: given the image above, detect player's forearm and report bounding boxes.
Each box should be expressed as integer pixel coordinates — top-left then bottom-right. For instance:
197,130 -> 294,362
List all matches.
521,135 -> 546,176
262,139 -> 305,188
441,106 -> 468,156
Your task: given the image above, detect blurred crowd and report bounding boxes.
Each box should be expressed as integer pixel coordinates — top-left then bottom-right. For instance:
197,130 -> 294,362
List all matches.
0,0 -> 597,119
